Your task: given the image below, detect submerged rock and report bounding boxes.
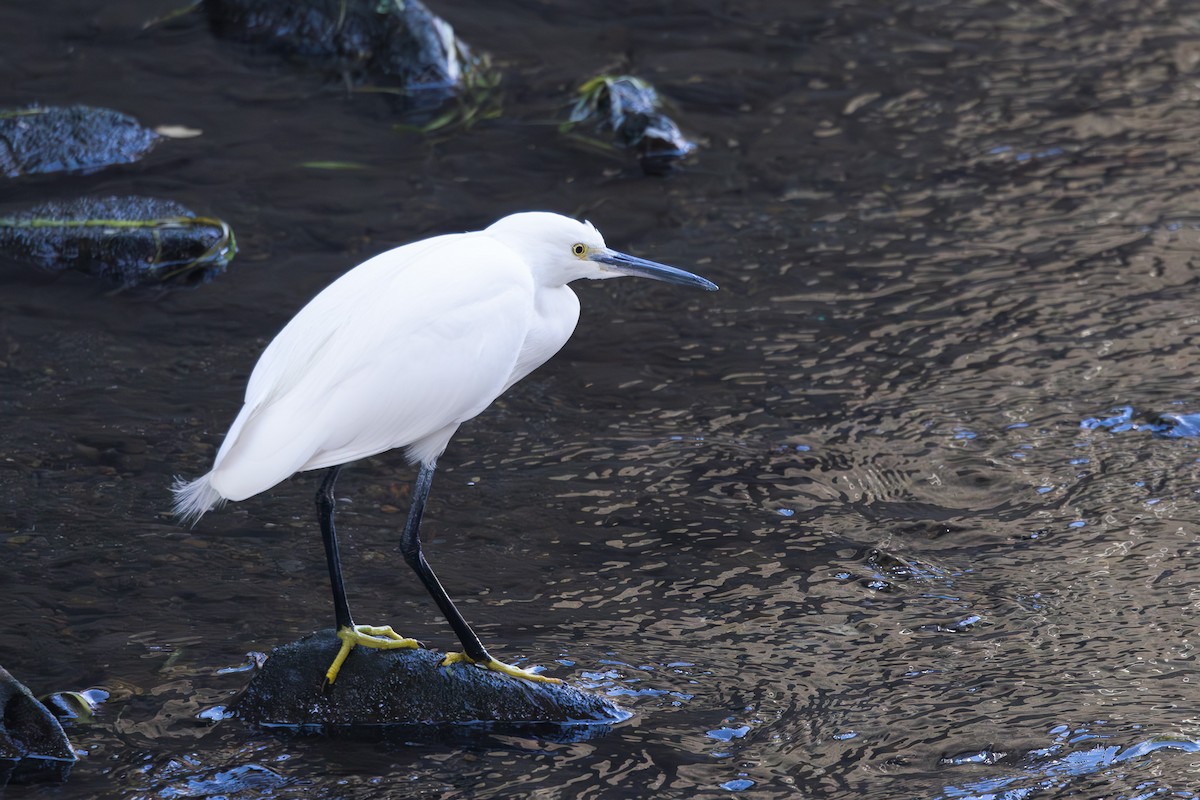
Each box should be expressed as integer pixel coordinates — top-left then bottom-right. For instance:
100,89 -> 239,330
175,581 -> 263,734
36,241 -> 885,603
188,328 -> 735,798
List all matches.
565,75 -> 698,176
1084,407 -> 1200,438
0,666 -> 76,787
233,630 -> 628,733
1152,412 -> 1200,437
1082,405 -> 1200,438
40,689 -> 108,724
0,105 -> 159,177
0,196 -> 237,288
204,0 -> 484,100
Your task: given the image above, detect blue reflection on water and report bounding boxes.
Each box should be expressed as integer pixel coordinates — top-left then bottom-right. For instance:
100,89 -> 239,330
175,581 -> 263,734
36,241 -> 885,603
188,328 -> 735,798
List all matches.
719,777 -> 755,791
706,725 -> 750,742
934,724 -> 1200,800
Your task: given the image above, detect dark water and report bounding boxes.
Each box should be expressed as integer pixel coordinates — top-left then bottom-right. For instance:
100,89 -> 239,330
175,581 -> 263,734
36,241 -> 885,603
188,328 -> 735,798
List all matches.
5,0 -> 1200,797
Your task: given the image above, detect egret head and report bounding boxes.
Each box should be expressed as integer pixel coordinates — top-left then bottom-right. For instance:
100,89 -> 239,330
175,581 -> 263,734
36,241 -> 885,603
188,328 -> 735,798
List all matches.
485,212 -> 718,291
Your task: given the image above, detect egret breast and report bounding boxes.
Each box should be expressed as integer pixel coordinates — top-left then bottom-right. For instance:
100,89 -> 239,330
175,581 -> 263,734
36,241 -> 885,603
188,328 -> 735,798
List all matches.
504,284 -> 581,392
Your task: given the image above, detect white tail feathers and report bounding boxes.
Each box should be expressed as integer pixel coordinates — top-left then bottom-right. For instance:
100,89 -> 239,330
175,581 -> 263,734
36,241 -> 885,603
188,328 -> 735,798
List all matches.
171,473 -> 227,526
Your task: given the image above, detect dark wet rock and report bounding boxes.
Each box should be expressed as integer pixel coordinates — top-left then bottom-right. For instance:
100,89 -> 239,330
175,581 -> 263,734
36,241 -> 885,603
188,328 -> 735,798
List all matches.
0,105 -> 159,177
565,75 -> 698,176
0,666 -> 76,787
204,0 -> 483,99
0,196 -> 237,288
233,630 -> 628,729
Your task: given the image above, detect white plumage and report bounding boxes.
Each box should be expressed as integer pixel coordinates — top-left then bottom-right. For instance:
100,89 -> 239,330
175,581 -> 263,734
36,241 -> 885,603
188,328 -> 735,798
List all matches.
174,213 -> 596,520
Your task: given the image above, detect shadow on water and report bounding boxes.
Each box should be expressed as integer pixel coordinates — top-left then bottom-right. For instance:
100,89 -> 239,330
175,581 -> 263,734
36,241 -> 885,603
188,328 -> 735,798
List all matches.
4,0 -> 1200,797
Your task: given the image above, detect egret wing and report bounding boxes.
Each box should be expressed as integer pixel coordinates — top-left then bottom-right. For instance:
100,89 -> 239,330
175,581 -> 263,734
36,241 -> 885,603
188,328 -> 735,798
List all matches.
207,235 -> 534,501
241,235 -> 451,410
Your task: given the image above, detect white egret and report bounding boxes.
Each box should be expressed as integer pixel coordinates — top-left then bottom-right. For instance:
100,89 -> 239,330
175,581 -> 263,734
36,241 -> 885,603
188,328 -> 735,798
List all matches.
172,211 -> 717,686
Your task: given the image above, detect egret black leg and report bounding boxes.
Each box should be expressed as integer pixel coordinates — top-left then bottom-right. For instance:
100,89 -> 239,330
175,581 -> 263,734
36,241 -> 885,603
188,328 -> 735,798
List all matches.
400,462 -> 560,684
317,465 -> 419,687
399,461 -> 491,663
317,465 -> 354,631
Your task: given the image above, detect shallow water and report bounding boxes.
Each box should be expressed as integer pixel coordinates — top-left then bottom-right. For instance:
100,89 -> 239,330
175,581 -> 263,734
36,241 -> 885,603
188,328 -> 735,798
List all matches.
4,0 -> 1200,797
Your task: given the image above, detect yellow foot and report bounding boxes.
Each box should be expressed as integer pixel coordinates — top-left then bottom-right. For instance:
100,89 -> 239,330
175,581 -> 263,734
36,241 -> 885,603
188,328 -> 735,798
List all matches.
441,651 -> 562,684
325,624 -> 420,686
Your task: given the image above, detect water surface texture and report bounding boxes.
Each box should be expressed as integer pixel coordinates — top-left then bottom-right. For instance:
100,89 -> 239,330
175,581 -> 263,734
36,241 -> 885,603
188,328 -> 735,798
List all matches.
4,1 -> 1200,797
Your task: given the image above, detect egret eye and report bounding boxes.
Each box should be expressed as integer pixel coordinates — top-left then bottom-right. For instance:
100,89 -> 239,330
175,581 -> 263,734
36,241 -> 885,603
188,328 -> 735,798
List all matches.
572,243 -> 588,258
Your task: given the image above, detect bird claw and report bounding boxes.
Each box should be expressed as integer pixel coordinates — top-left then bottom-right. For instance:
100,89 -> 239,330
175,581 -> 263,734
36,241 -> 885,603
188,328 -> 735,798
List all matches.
345,624 -> 421,648
441,651 -> 562,684
324,623 -> 421,686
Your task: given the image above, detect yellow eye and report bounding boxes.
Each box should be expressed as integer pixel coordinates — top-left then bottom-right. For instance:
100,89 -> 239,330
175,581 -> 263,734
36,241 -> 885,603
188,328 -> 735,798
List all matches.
572,243 -> 588,258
